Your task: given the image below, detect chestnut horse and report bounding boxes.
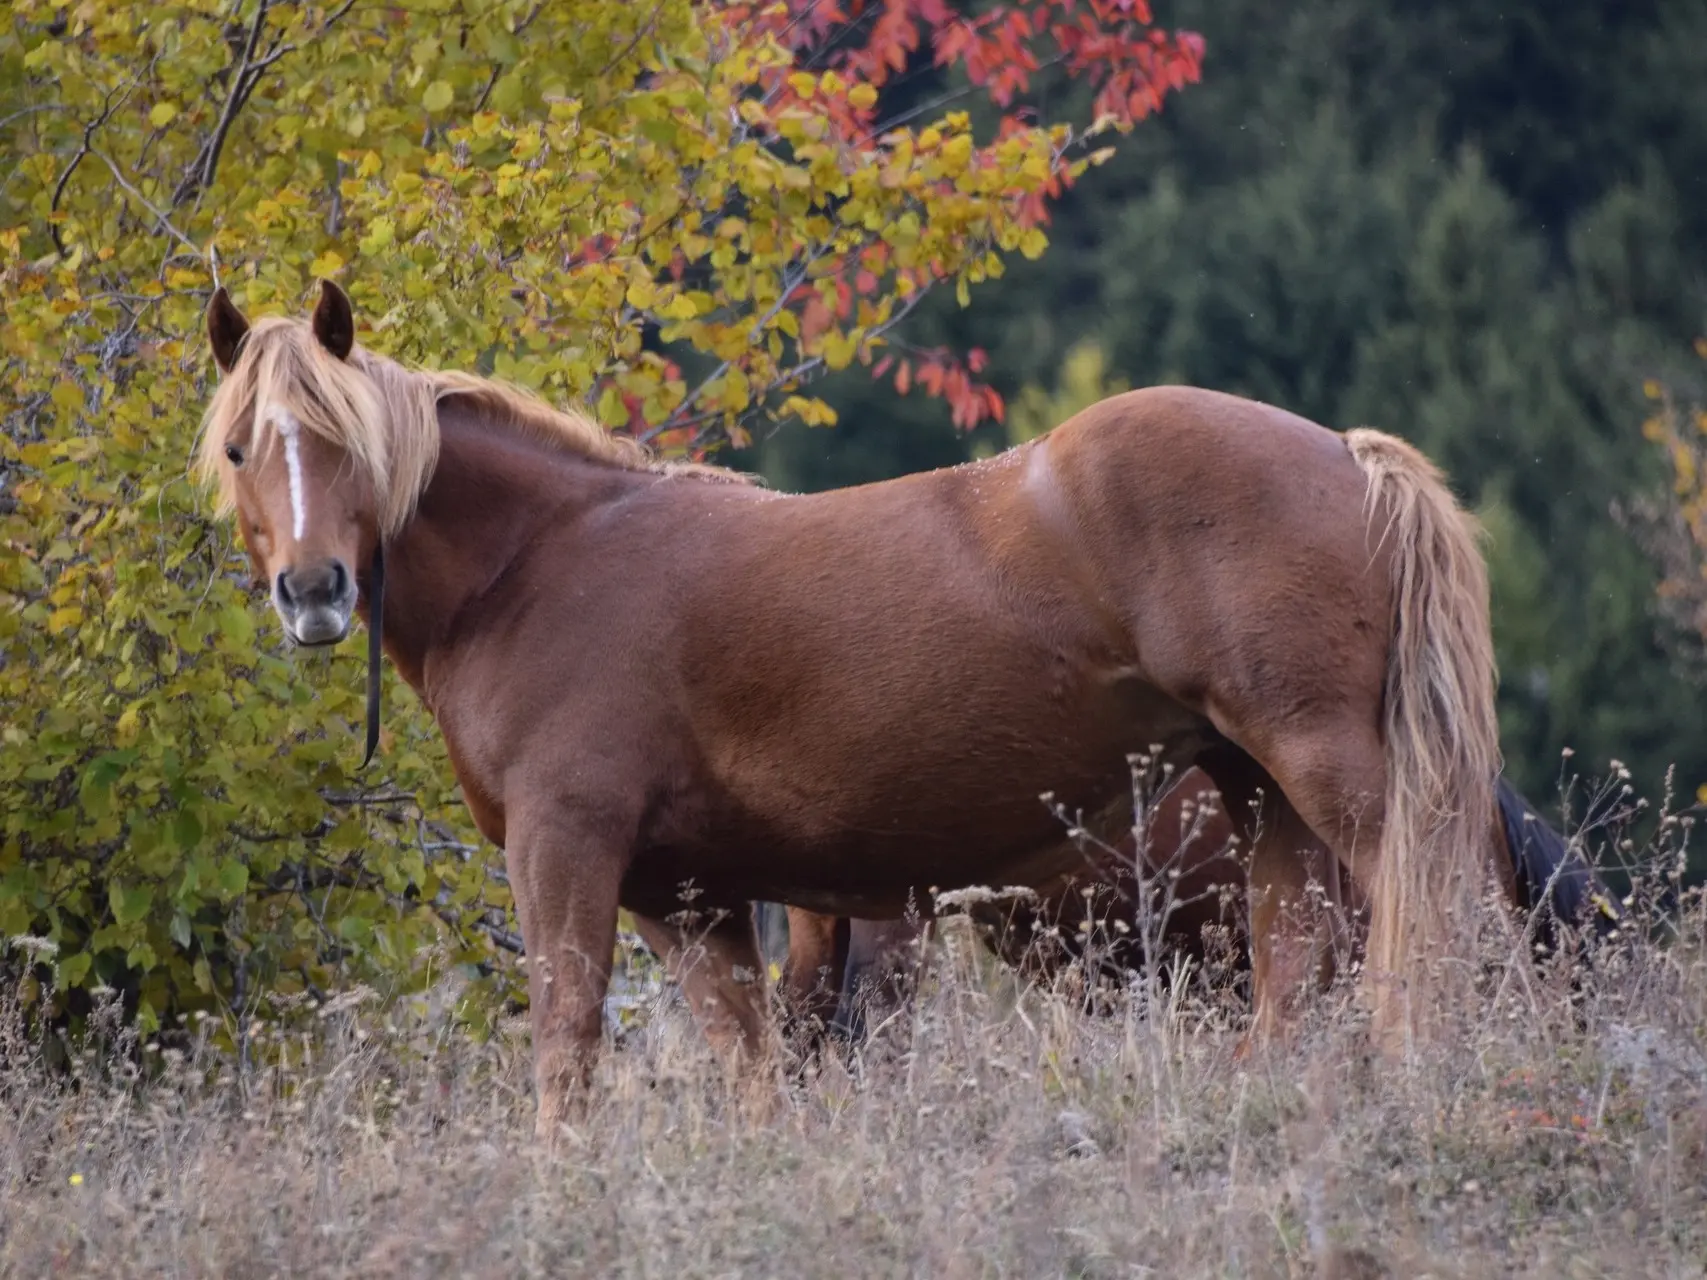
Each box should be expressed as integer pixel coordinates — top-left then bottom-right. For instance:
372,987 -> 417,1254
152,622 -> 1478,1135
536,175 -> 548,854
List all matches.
777,766 -> 1617,1043
198,281 -> 1502,1135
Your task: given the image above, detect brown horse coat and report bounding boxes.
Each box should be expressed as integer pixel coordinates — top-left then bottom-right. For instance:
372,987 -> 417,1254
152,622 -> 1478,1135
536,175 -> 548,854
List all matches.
198,283 -> 1501,1134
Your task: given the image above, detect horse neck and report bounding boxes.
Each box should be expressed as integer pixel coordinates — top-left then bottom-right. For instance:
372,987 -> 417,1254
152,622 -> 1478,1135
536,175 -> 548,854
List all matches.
369,405 -> 653,699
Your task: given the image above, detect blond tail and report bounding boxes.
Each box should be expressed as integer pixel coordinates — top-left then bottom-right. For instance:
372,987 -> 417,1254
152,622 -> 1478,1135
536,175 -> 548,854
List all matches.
1345,428 -> 1501,1038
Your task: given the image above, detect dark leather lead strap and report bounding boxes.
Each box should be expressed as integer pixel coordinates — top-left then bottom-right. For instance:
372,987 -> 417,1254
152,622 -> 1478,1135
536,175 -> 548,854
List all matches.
361,541 -> 385,770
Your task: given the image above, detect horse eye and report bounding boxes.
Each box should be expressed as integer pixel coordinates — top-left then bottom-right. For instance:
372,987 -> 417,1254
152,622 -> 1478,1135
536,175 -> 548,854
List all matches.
225,443 -> 245,466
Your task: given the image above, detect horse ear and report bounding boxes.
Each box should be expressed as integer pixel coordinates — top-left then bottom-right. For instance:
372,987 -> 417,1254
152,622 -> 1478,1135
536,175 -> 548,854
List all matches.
207,286 -> 251,375
311,279 -> 355,360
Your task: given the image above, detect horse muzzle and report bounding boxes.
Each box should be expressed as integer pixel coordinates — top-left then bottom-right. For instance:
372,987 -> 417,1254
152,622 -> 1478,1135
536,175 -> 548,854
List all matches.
274,559 -> 357,647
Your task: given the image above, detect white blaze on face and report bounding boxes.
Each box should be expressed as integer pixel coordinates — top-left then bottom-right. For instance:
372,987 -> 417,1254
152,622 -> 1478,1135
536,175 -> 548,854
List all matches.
266,403 -> 309,542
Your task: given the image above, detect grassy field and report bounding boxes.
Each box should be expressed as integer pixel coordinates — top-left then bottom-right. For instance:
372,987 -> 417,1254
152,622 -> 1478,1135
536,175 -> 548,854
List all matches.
4,880 -> 1706,1278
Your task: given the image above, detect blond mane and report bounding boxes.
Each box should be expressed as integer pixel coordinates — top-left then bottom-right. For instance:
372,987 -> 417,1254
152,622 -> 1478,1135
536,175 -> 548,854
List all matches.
195,316 -> 751,537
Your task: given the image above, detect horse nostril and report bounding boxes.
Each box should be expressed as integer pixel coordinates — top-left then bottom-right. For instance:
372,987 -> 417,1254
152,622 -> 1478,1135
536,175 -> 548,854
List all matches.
275,570 -> 296,607
330,559 -> 350,600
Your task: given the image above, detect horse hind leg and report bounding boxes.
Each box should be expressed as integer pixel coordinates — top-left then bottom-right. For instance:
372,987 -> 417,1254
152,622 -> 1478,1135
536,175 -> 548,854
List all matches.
1200,748 -> 1359,1049
1226,717 -> 1502,1047
777,906 -> 850,1053
630,906 -> 775,1072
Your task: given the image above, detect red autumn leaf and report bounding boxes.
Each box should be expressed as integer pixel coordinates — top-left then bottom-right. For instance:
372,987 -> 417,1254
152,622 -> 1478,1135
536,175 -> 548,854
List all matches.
654,0 -> 1200,439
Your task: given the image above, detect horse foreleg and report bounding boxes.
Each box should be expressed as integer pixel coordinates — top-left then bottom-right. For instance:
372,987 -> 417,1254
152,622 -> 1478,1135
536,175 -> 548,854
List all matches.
630,907 -> 774,1069
504,817 -> 623,1141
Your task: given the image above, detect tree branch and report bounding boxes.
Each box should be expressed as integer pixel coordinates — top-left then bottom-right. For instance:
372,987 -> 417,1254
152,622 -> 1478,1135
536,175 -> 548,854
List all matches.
178,0 -> 271,206
177,0 -> 361,207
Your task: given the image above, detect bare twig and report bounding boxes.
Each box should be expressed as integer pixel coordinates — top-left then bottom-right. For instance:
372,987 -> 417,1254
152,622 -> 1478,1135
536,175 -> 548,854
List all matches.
593,0 -> 667,82
473,0 -> 548,114
90,150 -> 204,256
471,64 -> 504,116
0,103 -> 70,132
48,82 -> 134,256
321,788 -> 414,807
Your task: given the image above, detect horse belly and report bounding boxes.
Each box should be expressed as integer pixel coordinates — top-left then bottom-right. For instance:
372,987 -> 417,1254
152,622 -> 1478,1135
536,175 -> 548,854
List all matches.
639,675 -> 1219,918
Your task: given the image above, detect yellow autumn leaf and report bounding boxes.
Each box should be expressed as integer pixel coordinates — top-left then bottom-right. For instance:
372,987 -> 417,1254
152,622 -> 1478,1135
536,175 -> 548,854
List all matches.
360,218 -> 396,255
718,368 -> 751,413
115,703 -> 142,745
661,293 -> 698,321
821,331 -> 858,371
50,381 -> 84,414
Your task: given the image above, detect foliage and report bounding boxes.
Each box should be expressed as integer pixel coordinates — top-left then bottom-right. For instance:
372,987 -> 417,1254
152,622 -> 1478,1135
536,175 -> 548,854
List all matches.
0,0 -> 1202,1033
1623,349 -> 1707,804
1642,364 -> 1707,653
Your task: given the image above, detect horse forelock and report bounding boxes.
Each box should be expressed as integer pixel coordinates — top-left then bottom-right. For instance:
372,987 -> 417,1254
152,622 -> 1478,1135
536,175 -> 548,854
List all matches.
196,316 -> 435,538
197,316 -> 755,534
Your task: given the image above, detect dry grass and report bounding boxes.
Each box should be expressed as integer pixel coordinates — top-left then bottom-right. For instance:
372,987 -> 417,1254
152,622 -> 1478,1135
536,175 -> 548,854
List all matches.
5,838 -> 1707,1277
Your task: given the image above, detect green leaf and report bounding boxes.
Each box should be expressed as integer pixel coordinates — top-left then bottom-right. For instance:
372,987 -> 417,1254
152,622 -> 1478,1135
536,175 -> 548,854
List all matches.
338,915 -> 373,945
422,80 -> 455,114
216,605 -> 255,647
217,861 -> 249,898
172,808 -> 204,851
109,883 -> 154,927
58,951 -> 93,990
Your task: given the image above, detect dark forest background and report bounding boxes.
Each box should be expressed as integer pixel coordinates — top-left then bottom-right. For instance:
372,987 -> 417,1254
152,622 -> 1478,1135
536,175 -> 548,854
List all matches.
734,0 -> 1707,811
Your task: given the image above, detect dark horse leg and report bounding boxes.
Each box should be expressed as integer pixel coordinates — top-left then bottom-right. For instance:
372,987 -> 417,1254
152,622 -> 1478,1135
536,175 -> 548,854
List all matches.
831,915 -> 929,1043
